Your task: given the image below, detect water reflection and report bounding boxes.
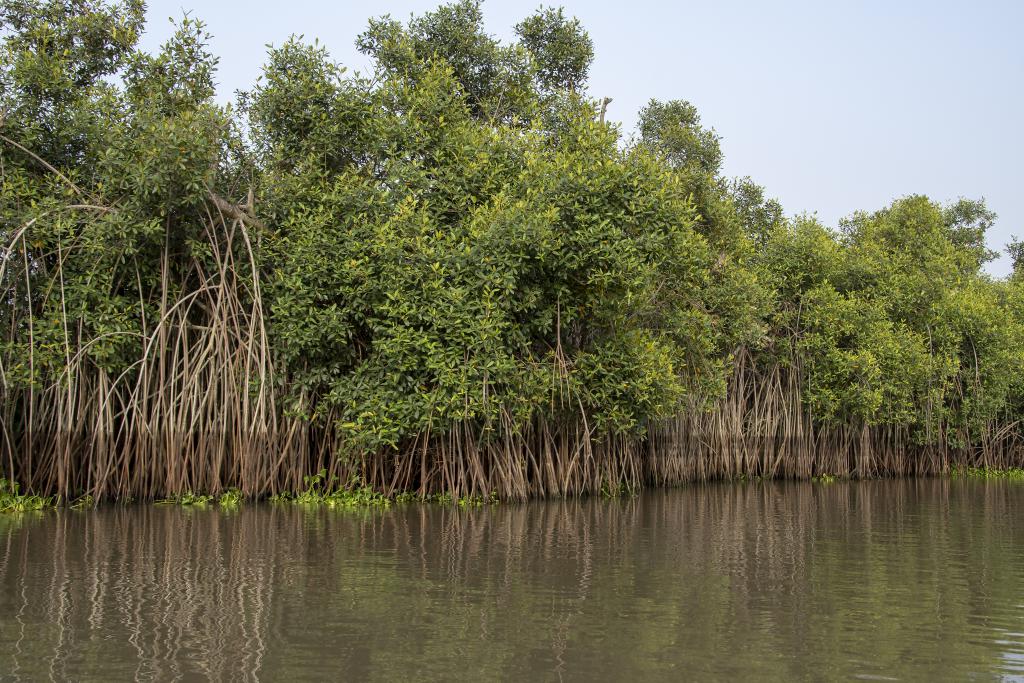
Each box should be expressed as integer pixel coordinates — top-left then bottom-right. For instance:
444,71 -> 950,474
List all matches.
1,480 -> 1022,681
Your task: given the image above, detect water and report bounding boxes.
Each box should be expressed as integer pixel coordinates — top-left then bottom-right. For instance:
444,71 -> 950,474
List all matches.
1,479 -> 1022,681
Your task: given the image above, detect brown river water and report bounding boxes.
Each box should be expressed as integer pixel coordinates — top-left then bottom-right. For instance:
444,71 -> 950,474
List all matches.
1,479 -> 1022,681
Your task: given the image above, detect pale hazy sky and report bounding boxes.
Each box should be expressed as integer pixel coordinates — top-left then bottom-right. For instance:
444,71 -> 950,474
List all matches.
140,1 -> 1024,276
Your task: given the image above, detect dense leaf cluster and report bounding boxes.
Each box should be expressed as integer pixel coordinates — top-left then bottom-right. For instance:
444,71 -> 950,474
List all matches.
2,0 -> 1021,457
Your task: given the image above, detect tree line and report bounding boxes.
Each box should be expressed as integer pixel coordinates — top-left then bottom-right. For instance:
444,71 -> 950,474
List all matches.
2,0 -> 1022,500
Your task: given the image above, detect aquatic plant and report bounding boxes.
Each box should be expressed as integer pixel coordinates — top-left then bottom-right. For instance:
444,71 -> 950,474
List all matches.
423,493 -> 453,506
272,471 -> 391,508
156,492 -> 215,507
393,492 -> 420,504
0,478 -> 55,513
456,492 -> 500,508
950,467 -> 1024,481
218,488 -> 244,509
70,494 -> 96,510
600,482 -> 638,499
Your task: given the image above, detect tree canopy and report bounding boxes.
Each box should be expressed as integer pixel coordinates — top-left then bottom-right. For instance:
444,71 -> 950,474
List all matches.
2,0 -> 1022,499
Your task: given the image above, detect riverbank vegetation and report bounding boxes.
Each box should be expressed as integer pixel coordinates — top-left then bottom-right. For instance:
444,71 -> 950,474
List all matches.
0,478 -> 52,511
3,0 -> 1024,502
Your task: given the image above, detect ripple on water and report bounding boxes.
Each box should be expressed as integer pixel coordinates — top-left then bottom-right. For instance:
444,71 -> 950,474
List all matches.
0,479 -> 1022,681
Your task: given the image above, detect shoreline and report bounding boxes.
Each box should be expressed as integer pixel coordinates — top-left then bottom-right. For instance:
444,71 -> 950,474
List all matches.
4,466 -> 1022,514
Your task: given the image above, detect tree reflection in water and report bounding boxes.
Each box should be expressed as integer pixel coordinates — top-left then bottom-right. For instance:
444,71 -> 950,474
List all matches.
1,479 -> 1022,681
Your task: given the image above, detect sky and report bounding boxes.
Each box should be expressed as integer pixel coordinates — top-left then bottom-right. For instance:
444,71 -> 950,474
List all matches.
139,0 -> 1024,276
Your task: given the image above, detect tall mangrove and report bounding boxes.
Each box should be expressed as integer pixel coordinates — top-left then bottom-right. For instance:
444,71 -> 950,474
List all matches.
2,0 -> 1022,501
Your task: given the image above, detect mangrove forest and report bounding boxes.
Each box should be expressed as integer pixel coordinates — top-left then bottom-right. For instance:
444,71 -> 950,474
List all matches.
3,0 -> 1024,503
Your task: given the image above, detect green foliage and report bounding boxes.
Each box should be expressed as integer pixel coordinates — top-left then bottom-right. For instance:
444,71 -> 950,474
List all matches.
600,481 -> 637,498
272,470 -> 391,508
1,0 -> 236,384
514,6 -> 593,93
755,195 -> 1024,441
2,0 -> 1023,501
1007,237 -> 1024,276
0,478 -> 55,512
638,99 -> 722,176
70,494 -> 96,510
950,466 -> 1024,481
356,0 -> 536,122
251,7 -> 756,449
218,488 -> 243,509
156,492 -> 214,506
456,491 -> 499,507
731,177 -> 785,248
